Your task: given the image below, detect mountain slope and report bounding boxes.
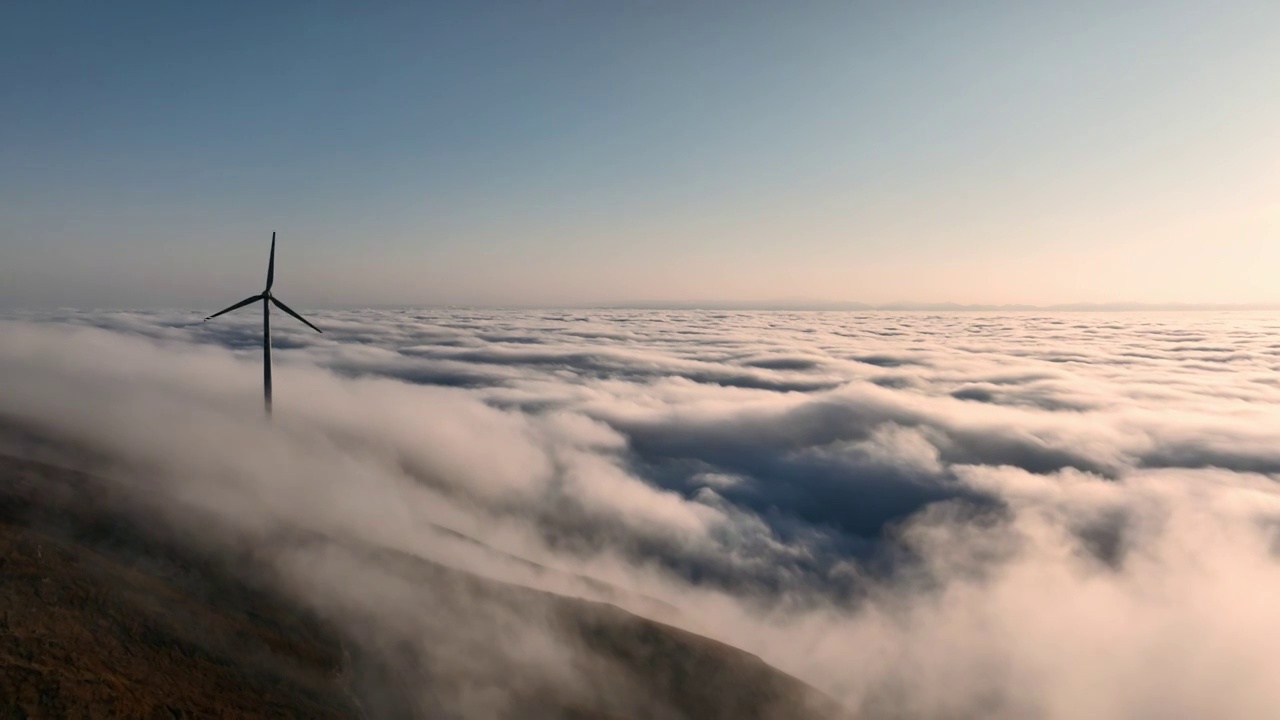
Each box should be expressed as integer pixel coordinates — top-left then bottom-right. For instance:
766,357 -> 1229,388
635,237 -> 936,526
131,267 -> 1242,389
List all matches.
0,450 -> 842,719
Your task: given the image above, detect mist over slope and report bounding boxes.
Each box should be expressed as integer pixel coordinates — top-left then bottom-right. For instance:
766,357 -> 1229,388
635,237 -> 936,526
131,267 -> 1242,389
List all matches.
3,309 -> 1280,718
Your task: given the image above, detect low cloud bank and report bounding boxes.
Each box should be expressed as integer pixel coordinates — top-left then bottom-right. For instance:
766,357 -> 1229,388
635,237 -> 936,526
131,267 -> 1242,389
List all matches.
3,309 -> 1280,718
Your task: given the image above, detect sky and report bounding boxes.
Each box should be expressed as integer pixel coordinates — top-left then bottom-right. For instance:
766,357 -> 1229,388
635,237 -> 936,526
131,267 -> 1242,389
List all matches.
2,1 -> 1278,309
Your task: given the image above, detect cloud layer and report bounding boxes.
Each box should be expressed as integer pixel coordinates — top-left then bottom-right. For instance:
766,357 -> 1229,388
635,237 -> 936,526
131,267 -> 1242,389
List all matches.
3,308 -> 1280,718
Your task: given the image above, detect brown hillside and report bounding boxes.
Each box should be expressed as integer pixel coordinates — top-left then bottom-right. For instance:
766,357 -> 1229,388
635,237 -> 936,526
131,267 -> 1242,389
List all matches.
0,450 -> 843,720
0,454 -> 360,719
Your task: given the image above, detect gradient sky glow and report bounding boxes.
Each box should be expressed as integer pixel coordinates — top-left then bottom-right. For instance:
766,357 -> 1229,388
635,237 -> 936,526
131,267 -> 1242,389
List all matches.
2,1 -> 1278,308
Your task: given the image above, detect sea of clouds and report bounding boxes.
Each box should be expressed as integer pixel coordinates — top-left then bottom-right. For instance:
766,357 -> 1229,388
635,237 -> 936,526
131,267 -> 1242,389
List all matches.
3,308 -> 1280,718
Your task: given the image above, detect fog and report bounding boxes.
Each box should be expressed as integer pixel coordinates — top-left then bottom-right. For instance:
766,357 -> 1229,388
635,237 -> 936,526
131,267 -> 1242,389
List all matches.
3,309 -> 1280,718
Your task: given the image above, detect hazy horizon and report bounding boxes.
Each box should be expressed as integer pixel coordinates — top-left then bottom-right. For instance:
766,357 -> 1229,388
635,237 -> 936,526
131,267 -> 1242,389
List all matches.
9,299 -> 1280,313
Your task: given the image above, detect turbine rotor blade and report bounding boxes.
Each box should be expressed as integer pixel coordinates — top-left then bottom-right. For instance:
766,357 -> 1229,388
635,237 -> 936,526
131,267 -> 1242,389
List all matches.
266,231 -> 276,290
205,294 -> 263,321
270,296 -> 322,333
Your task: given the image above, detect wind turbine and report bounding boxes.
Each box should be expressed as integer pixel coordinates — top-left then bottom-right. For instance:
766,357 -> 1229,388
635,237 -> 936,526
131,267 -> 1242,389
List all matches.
205,232 -> 321,416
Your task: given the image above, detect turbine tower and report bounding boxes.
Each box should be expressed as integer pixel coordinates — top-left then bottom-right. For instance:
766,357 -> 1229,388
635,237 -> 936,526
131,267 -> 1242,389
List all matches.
205,232 -> 321,416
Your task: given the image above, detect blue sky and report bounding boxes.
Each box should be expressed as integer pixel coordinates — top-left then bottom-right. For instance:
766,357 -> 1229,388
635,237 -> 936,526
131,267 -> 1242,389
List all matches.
2,1 -> 1277,308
